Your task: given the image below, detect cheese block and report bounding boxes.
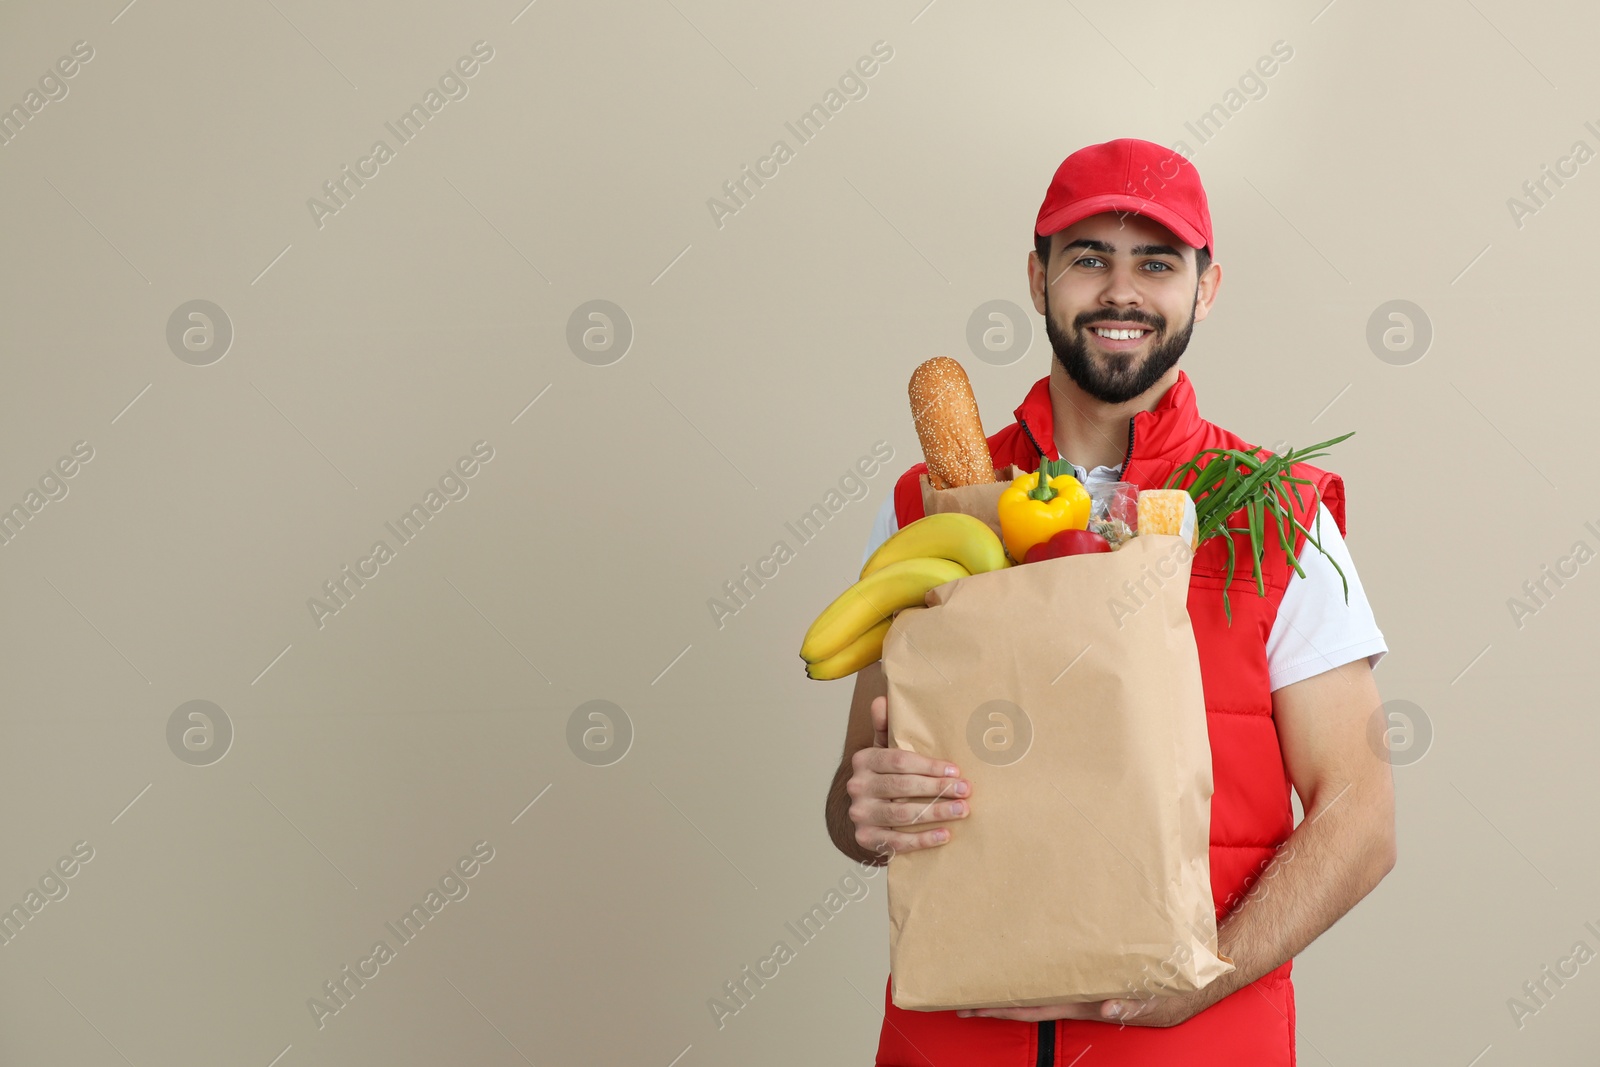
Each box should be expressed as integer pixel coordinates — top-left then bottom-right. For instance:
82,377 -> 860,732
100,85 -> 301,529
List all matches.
1136,489 -> 1197,549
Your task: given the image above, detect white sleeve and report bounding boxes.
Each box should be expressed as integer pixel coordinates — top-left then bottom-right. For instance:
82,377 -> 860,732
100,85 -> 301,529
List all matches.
1265,502 -> 1389,692
862,493 -> 899,569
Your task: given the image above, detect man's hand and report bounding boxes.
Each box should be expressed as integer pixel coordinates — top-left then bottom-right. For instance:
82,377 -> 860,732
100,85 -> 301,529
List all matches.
956,987 -> 1210,1028
845,694 -> 971,859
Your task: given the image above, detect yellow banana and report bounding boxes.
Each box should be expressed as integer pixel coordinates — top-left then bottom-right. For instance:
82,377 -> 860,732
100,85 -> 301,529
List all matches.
860,512 -> 1009,580
805,617 -> 892,680
800,556 -> 969,664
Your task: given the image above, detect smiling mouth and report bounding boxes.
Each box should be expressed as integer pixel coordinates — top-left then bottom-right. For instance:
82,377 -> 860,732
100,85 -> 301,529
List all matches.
1084,324 -> 1155,349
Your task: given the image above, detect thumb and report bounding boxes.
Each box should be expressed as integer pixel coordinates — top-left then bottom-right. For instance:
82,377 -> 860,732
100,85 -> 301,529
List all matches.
871,695 -> 888,748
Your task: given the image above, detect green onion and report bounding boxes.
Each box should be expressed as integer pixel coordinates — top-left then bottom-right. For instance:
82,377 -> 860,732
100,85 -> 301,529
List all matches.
1163,433 -> 1353,625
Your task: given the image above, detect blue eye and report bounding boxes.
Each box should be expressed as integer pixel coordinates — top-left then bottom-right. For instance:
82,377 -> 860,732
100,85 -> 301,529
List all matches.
1069,256 -> 1174,271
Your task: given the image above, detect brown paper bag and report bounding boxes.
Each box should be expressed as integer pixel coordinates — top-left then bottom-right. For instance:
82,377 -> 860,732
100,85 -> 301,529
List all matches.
919,466 -> 1024,547
881,531 -> 1234,1011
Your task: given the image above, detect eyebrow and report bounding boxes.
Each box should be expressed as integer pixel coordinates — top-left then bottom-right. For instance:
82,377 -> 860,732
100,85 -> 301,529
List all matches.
1058,238 -> 1184,258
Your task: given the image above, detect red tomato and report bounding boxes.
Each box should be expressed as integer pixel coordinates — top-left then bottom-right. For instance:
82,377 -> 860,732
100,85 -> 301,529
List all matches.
1022,528 -> 1111,563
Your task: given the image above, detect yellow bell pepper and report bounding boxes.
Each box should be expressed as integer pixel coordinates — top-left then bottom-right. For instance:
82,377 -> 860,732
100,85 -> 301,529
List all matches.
997,459 -> 1091,563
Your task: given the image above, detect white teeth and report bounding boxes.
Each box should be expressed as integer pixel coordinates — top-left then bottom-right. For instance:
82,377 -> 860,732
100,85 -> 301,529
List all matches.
1094,327 -> 1146,340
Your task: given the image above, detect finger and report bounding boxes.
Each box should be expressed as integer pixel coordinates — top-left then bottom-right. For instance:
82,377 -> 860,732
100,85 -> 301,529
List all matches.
960,1007 -> 1048,1022
877,796 -> 968,828
866,770 -> 967,801
870,695 -> 887,748
857,824 -> 952,856
1105,998 -> 1150,1021
958,1002 -> 1107,1022
850,791 -> 967,833
861,745 -> 962,782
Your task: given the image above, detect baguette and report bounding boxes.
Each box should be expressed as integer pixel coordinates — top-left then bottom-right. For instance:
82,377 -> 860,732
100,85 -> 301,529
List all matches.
908,357 -> 996,489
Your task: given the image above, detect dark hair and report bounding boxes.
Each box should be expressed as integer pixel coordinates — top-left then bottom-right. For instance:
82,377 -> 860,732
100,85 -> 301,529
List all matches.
1035,231 -> 1211,278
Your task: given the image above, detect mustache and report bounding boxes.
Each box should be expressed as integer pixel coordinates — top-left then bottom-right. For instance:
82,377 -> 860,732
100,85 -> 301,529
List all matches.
1077,312 -> 1162,331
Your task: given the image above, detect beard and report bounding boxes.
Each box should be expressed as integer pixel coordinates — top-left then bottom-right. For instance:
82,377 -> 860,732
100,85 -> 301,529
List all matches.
1044,286 -> 1198,404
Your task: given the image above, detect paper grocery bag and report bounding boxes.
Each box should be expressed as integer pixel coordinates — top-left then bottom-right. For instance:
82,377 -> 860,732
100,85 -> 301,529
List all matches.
919,465 -> 1024,546
881,533 -> 1234,1011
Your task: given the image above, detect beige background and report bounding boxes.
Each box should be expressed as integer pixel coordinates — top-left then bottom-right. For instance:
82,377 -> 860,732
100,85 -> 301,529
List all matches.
2,0 -> 1596,1063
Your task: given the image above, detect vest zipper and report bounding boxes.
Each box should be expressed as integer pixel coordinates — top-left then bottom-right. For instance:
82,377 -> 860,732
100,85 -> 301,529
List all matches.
1021,414 -> 1136,481
1020,417 -> 1049,465
1117,415 -> 1136,481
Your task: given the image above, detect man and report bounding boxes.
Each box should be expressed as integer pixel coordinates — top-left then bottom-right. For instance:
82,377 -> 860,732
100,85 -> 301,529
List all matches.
824,138 -> 1397,1065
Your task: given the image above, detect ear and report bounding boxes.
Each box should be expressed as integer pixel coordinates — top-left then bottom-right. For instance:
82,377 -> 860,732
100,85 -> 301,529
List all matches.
1027,245 -> 1049,317
1192,259 -> 1222,325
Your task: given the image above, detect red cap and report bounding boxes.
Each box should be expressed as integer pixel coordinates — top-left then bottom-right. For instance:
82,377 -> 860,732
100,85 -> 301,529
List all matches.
1035,138 -> 1213,258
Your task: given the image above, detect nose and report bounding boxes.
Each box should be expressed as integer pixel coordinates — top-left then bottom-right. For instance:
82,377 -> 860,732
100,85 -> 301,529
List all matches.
1097,258 -> 1146,310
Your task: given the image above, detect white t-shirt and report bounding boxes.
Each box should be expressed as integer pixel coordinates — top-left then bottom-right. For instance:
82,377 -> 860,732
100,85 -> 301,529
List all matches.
862,461 -> 1387,692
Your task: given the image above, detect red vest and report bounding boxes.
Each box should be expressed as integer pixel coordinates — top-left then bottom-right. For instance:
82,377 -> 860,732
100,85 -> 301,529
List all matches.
876,370 -> 1345,1066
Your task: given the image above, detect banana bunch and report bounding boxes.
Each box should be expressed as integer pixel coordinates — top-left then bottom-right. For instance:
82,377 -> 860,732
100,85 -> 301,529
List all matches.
800,513 -> 1009,679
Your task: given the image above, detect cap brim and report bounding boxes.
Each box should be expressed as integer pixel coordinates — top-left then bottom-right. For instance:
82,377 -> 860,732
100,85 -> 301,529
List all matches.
1036,193 -> 1207,253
